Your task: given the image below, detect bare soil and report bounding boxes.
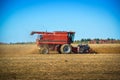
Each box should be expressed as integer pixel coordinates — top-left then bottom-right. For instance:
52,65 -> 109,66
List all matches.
0,44 -> 120,80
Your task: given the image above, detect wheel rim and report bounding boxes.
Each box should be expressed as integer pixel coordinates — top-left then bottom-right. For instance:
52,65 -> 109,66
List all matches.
63,45 -> 71,53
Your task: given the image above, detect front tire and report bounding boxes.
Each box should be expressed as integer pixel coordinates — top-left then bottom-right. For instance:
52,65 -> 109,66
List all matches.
60,44 -> 71,54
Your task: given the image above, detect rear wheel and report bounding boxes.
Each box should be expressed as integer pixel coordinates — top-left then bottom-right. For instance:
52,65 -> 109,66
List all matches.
39,47 -> 49,54
60,44 -> 71,54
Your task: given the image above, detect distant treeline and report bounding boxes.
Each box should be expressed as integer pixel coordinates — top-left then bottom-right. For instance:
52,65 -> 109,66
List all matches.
74,38 -> 120,44
0,38 -> 120,45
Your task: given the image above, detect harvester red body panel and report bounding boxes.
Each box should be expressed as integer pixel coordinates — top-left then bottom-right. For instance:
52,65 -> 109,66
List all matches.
31,31 -> 75,46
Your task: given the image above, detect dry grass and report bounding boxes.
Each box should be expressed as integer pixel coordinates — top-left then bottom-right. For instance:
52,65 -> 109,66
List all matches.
89,44 -> 120,53
0,44 -> 120,80
0,44 -> 39,56
0,44 -> 120,55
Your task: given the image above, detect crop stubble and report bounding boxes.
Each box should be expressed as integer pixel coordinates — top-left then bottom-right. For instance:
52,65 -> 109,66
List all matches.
0,44 -> 120,80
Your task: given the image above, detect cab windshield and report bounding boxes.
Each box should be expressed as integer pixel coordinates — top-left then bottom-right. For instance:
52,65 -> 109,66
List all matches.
68,33 -> 75,43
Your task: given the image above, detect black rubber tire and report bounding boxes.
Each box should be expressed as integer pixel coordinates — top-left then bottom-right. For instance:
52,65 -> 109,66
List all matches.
60,44 -> 71,54
79,48 -> 84,53
39,47 -> 49,54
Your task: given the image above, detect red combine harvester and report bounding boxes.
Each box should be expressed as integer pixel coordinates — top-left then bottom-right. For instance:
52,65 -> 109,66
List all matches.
31,31 -> 90,54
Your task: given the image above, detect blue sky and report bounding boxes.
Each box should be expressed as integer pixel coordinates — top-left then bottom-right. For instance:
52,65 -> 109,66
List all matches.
0,0 -> 120,43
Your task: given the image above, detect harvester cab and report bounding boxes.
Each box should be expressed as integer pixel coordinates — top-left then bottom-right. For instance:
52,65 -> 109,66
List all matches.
68,32 -> 75,43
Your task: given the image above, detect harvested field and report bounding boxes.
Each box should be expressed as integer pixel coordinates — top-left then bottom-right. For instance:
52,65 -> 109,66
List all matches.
0,44 -> 120,80
89,44 -> 120,53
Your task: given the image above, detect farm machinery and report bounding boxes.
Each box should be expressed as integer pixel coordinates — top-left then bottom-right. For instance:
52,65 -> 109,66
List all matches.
31,31 -> 91,54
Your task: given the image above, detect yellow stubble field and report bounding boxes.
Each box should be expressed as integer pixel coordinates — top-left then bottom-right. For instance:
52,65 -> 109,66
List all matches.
0,44 -> 120,80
